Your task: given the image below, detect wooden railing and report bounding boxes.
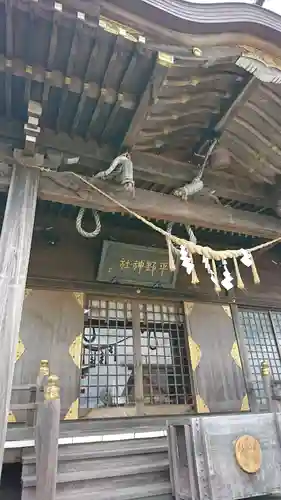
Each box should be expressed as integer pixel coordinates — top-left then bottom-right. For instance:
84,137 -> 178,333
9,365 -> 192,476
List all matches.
10,360 -> 61,500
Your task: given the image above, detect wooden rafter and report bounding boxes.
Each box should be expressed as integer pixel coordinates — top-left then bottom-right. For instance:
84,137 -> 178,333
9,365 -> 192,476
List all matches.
42,2 -> 61,105
101,45 -> 141,142
192,76 -> 260,157
57,11 -> 85,131
121,52 -> 172,150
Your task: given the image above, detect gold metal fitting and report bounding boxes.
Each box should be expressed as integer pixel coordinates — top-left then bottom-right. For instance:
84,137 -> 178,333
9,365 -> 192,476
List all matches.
261,360 -> 270,376
44,375 -> 60,400
39,359 -> 49,377
192,47 -> 202,57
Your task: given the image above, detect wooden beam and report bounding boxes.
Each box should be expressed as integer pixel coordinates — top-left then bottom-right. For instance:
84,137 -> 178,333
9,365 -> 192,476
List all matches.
32,173 -> 281,238
0,120 -> 270,207
0,164 -> 40,475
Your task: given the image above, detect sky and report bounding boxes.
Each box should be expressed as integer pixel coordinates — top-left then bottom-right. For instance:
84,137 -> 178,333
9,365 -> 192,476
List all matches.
187,0 -> 281,15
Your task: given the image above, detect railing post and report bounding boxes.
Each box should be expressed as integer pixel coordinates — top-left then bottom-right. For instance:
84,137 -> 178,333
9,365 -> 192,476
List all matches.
36,360 -> 50,403
36,375 -> 60,500
261,361 -> 274,412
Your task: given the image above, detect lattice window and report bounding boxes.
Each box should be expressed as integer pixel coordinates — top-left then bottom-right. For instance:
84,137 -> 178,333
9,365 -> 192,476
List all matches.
139,303 -> 191,405
80,298 -> 193,411
239,309 -> 281,406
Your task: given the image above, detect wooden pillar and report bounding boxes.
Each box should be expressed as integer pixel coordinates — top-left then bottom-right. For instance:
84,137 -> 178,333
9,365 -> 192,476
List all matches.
0,163 -> 41,474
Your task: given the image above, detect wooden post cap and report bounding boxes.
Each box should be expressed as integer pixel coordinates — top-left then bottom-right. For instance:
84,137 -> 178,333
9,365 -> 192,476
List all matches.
44,375 -> 60,400
235,435 -> 262,474
261,360 -> 270,376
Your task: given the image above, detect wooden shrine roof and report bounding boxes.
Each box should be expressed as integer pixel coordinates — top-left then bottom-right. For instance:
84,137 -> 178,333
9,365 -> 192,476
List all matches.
1,0 -> 281,236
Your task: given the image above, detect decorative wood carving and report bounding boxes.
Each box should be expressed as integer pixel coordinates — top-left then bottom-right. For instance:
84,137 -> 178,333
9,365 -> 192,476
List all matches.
237,46 -> 281,84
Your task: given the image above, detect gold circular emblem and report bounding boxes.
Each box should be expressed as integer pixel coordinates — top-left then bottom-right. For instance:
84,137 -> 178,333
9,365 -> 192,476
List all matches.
235,435 -> 261,474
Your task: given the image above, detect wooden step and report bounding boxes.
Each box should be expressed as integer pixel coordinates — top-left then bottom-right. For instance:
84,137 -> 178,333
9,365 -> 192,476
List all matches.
23,458 -> 169,487
23,437 -> 167,464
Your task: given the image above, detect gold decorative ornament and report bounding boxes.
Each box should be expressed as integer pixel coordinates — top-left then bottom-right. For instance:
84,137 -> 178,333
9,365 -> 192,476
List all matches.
240,394 -> 250,412
16,338 -> 25,361
158,52 -> 174,68
99,16 -> 145,43
44,375 -> 60,400
39,359 -> 49,377
261,360 -> 270,376
231,341 -> 242,370
188,336 -> 201,371
222,305 -> 231,319
64,398 -> 79,420
69,334 -> 82,368
73,292 -> 84,309
192,47 -> 202,57
235,435 -> 262,474
24,288 -> 32,299
8,412 -> 16,423
196,395 -> 209,413
184,302 -> 194,317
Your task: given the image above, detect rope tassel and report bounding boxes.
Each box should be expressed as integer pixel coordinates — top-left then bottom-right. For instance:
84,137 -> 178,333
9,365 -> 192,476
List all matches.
166,236 -> 176,272
233,256 -> 245,290
191,256 -> 200,285
251,255 -> 260,284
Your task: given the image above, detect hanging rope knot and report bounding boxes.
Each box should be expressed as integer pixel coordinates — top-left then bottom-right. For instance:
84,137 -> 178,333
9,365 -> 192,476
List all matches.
94,153 -> 135,196
76,208 -> 101,239
173,139 -> 217,202
173,178 -> 204,201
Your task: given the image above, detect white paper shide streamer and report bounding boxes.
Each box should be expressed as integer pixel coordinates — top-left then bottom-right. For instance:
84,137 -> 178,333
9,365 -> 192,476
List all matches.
221,259 -> 234,290
180,246 -> 194,275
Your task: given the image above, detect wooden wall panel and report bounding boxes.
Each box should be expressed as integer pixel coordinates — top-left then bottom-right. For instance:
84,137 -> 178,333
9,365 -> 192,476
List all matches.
12,290 -> 84,421
184,302 -> 248,413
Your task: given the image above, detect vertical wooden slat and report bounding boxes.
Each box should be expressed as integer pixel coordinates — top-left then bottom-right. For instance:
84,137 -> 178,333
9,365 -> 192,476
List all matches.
132,301 -> 144,415
0,165 -> 40,474
231,304 -> 259,412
